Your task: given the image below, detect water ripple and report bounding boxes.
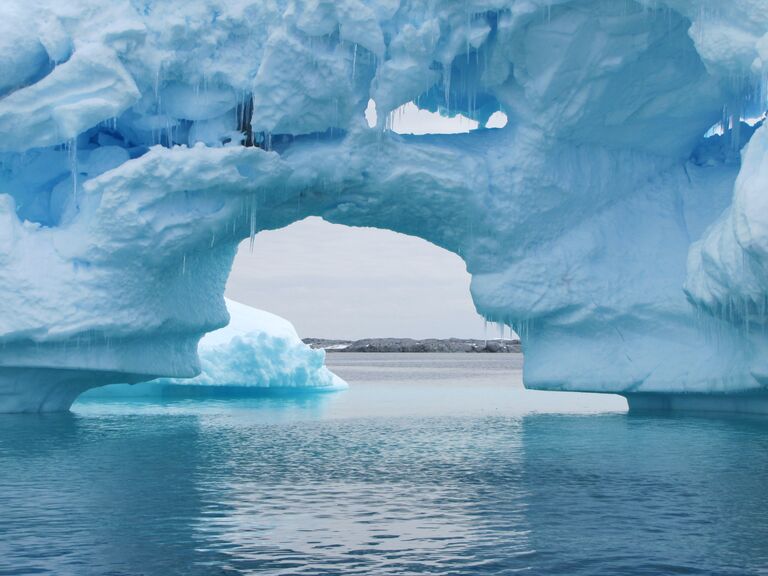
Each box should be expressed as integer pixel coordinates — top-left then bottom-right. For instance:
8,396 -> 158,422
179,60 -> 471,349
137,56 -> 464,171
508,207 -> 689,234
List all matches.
0,355 -> 767,575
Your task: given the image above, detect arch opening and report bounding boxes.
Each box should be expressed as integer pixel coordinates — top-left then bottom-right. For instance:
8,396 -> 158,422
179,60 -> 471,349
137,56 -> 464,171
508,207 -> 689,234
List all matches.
226,217 -> 502,342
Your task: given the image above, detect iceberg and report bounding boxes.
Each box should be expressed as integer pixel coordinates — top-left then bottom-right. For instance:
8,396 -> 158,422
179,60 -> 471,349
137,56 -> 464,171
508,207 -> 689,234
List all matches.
0,0 -> 766,412
81,299 -> 346,399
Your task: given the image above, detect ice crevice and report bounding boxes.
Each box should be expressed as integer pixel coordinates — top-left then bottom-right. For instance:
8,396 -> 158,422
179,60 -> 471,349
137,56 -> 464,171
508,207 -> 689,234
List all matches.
0,0 -> 768,412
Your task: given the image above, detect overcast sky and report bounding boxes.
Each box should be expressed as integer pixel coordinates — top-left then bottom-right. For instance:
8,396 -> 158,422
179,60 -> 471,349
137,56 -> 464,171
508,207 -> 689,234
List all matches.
226,217 -> 491,340
226,104 -> 508,340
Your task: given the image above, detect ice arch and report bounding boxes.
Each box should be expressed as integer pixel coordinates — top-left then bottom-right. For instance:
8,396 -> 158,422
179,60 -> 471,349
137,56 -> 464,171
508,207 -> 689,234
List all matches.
0,0 -> 767,412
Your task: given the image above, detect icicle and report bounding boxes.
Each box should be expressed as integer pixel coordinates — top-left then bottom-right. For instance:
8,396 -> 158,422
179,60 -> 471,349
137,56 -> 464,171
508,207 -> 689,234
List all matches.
466,9 -> 471,63
69,138 -> 78,203
249,194 -> 257,253
444,65 -> 452,114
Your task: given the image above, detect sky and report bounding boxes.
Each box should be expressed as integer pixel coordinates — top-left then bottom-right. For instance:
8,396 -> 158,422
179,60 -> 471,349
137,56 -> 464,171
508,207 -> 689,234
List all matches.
226,103 -> 508,340
226,217 -> 491,340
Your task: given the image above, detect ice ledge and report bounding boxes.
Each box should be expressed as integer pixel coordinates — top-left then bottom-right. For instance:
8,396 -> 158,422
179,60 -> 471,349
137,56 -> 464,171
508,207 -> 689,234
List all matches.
626,392 -> 768,415
0,368 -> 145,413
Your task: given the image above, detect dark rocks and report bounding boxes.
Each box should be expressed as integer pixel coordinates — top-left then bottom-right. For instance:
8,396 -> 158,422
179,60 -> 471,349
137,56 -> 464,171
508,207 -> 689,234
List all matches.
302,337 -> 520,353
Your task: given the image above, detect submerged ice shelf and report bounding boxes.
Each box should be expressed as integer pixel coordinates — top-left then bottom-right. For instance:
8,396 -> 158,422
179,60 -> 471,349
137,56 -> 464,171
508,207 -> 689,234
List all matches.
0,0 -> 767,412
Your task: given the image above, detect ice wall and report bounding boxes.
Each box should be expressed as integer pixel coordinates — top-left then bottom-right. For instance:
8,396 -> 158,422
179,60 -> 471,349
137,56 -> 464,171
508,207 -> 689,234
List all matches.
0,0 -> 767,412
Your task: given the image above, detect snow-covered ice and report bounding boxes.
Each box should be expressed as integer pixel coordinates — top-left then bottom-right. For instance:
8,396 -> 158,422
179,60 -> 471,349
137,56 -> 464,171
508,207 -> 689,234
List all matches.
0,0 -> 767,411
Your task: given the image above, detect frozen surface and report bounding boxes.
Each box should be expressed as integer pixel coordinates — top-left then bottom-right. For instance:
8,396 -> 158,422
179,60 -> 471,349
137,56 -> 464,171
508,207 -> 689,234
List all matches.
82,299 -> 346,399
0,0 -> 767,411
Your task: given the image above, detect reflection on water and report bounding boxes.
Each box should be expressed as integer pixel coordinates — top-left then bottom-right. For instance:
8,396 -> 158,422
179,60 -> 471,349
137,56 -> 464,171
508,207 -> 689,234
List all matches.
0,354 -> 766,575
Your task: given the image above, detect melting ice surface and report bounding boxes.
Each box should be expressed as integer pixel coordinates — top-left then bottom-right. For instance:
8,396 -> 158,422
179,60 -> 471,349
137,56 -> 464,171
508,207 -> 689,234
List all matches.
3,356 -> 768,575
1,0 -> 768,411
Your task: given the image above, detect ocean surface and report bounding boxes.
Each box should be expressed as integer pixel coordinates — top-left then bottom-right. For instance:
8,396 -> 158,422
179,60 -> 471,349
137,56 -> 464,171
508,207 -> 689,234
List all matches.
1,353 -> 768,575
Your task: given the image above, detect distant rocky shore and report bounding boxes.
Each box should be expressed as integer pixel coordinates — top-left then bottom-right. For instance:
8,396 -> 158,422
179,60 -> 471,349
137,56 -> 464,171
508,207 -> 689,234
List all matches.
302,338 -> 521,353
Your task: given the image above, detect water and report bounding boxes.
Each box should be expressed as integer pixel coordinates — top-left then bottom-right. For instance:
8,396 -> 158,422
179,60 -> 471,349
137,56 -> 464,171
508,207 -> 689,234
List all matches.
1,353 -> 768,575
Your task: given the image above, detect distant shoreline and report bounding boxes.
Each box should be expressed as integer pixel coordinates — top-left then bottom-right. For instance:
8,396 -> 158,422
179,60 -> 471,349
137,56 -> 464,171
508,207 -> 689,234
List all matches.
303,338 -> 521,353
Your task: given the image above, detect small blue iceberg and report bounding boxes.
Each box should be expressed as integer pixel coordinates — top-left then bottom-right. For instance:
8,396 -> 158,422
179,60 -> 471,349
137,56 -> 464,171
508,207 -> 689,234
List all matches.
82,299 -> 347,399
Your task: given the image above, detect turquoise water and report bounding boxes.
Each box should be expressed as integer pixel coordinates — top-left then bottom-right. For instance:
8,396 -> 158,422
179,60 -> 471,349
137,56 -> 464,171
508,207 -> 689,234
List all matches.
1,354 -> 767,575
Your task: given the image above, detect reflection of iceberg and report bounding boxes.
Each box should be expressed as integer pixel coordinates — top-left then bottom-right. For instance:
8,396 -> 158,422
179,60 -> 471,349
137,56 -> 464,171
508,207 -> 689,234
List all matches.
83,299 -> 346,399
